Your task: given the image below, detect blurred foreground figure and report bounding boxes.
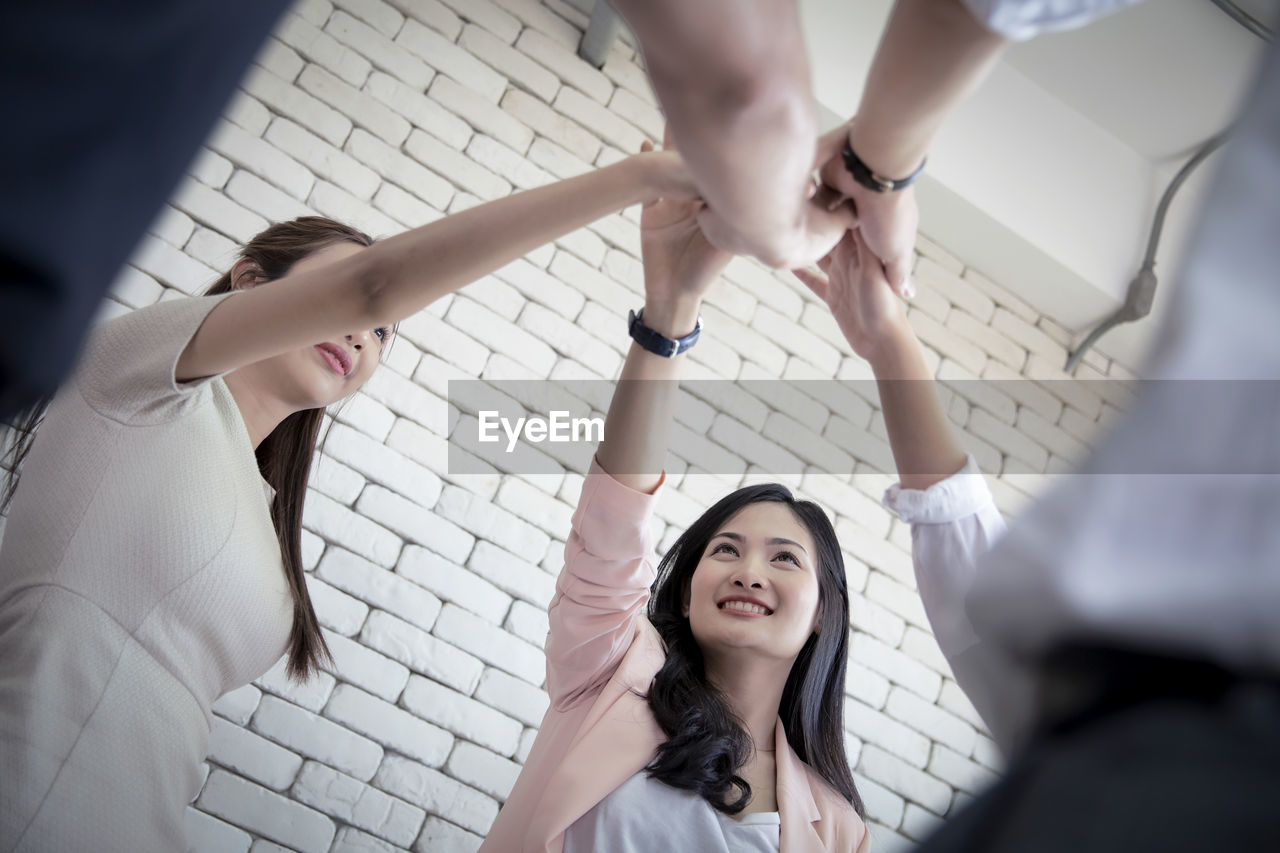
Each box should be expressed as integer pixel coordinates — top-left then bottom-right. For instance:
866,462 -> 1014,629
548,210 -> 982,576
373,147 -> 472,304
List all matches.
912,27 -> 1280,853
0,0 -> 291,417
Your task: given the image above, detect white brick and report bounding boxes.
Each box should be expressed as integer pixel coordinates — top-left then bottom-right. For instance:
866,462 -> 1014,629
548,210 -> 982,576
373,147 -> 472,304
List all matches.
517,302 -> 620,376
446,296 -> 557,376
915,258 -> 995,323
398,19 -> 508,102
185,807 -> 251,853
148,204 -> 195,247
927,743 -> 998,795
907,308 -> 986,375
325,683 -> 454,766
225,170 -> 314,223
945,309 -> 1026,371
242,64 -> 352,147
515,28 -> 611,104
321,628 -> 410,700
845,700 -> 931,767
700,305 -> 787,375
752,306 -> 841,374
937,359 -> 1016,424
208,716 -> 303,790
307,574 -> 371,636
445,741 -> 521,800
329,826 -> 401,852
900,626 -> 951,677
552,87 -> 646,152
414,817 -> 483,853
109,266 -> 163,309
255,37 -> 305,81
386,0 -> 462,38
130,234 -> 218,294
937,678 -> 987,733
1023,353 -> 1104,420
859,745 -> 952,815
255,657 -> 337,716
709,413 -> 805,475
504,599 -> 549,647
373,181 -> 442,228
292,761 -> 424,847
262,118 -> 378,201
467,134 -> 554,189
980,358 -> 1063,422
914,234 -> 964,275
299,65 -> 411,147
991,307 -> 1068,365
360,610 -> 484,693
1015,406 -> 1088,463
198,769 -> 335,853
601,53 -> 652,101
608,87 -> 663,140
972,732 -> 1002,770
492,0 -> 580,47
847,661 -> 892,710
723,257 -> 805,320
183,227 -> 239,271
317,546 -> 443,628
461,24 -> 559,101
493,474 -> 574,534
886,687 -> 977,756
212,683 -> 263,726
851,772 -> 905,829
252,694 -> 383,780
434,603 -> 544,684
865,572 -> 929,630
303,490 -> 402,567
1059,405 -> 1101,445
309,180 -> 402,239
403,675 -> 524,755
210,120 -> 316,201
363,76 -> 470,153
334,0 -> 405,37
224,91 -> 273,137
493,257 -> 585,318
851,633 -> 941,701
473,668 -> 550,728
849,593 -> 906,648
430,0 -> 521,42
901,802 -> 944,842
347,128 -> 453,209
327,10 -> 435,89
404,129 -> 511,199
277,13 -> 373,86
331,419 -> 444,502
968,409 -> 1049,471
964,268 -> 1038,323
429,75 -> 534,152
374,755 -> 498,836
398,546 -> 511,624
335,394 -> 396,444
189,147 -> 234,189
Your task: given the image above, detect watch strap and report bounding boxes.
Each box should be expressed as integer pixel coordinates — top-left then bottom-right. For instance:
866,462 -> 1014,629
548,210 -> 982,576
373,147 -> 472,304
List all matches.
841,139 -> 926,193
628,308 -> 701,358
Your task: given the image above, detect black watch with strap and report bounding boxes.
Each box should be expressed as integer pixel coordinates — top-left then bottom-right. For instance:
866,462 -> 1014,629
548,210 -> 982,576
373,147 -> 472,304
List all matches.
628,308 -> 702,358
841,139 -> 926,193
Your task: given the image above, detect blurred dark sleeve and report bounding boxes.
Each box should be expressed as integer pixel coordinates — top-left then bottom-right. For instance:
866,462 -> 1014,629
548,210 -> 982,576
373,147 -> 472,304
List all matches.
0,0 -> 291,417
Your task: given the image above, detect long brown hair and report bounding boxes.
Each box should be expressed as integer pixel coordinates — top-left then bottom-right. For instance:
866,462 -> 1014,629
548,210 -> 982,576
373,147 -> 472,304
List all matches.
3,216 -> 376,680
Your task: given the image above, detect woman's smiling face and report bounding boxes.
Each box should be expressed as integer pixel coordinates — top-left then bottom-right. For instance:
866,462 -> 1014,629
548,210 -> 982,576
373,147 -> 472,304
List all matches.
685,501 -> 822,667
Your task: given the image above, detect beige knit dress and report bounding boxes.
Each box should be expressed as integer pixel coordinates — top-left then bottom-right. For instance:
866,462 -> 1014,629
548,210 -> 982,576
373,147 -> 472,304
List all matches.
0,294 -> 294,852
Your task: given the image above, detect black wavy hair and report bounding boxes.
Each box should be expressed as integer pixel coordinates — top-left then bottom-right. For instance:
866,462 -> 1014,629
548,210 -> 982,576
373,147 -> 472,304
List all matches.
644,483 -> 863,816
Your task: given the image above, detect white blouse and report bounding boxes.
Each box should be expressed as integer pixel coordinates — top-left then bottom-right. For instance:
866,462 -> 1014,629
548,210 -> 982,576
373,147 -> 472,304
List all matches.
563,772 -> 780,853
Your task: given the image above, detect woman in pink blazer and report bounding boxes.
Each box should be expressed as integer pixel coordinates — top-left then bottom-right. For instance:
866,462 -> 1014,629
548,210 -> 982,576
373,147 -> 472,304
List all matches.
482,145 -> 870,853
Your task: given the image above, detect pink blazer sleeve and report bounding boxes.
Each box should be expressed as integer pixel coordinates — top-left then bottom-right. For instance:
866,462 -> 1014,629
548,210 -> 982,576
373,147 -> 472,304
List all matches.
544,459 -> 665,710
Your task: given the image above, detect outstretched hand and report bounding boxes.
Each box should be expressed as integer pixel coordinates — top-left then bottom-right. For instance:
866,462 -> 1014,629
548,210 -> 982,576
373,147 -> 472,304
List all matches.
793,228 -> 910,364
639,137 -> 733,323
817,123 -> 919,299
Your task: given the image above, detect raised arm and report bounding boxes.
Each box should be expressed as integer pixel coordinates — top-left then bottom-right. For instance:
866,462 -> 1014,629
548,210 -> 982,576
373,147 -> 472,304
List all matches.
176,150 -> 692,381
820,0 -> 1008,295
611,0 -> 854,269
545,140 -> 734,706
798,231 -> 1015,740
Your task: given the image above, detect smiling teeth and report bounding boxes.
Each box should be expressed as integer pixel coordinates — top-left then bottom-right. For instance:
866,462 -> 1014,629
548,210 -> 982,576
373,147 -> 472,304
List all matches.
721,601 -> 769,615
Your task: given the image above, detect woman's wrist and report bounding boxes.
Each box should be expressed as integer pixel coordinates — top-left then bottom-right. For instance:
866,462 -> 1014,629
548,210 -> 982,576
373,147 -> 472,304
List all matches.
864,319 -> 930,380
641,295 -> 702,339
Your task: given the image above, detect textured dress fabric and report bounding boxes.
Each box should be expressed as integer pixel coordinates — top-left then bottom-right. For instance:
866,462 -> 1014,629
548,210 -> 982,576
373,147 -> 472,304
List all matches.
0,294 -> 293,852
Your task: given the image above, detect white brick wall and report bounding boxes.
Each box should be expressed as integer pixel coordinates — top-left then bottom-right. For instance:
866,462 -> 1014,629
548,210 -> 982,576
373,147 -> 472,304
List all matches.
32,1 -> 1142,848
